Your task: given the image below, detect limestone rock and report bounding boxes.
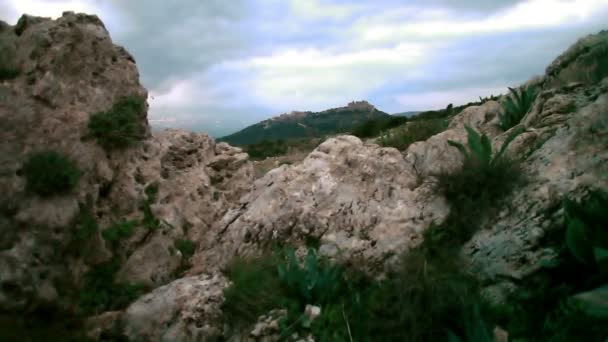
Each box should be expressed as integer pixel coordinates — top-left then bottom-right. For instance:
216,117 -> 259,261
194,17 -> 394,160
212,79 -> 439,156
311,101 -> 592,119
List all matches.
122,274 -> 228,342
192,135 -> 449,274
544,29 -> 608,88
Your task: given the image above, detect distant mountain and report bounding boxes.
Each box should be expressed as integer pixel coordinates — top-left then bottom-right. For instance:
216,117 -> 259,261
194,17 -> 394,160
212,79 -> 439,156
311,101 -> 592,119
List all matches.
220,101 -> 391,145
393,111 -> 421,117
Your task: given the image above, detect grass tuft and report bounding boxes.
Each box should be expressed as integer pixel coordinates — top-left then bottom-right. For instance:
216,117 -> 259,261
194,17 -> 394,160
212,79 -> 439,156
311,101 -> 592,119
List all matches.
87,96 -> 147,150
22,150 -> 81,197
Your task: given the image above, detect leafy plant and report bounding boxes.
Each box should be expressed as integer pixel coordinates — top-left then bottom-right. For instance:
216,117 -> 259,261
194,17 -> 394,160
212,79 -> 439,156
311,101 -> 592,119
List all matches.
79,258 -> 145,314
174,238 -> 196,259
563,190 -> 608,319
499,85 -> 539,131
72,206 -> 98,242
87,95 -> 147,150
447,125 -> 523,170
434,126 -> 524,244
486,191 -> 608,341
22,150 -> 81,197
277,249 -> 343,307
223,246 -> 491,341
141,183 -> 160,230
101,220 -> 137,244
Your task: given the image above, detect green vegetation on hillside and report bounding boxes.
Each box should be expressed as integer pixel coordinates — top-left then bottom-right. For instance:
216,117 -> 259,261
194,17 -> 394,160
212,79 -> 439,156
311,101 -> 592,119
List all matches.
379,118 -> 448,151
245,139 -> 289,160
87,95 -> 147,150
23,150 -> 81,197
223,246 -> 491,341
221,107 -> 390,146
352,115 -> 408,138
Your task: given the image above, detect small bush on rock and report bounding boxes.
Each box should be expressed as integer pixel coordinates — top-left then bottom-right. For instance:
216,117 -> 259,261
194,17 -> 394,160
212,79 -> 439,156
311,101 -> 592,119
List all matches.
499,86 -> 538,131
87,95 -> 147,150
79,258 -> 145,314
434,126 -> 523,244
23,150 -> 81,197
174,238 -> 196,259
101,220 -> 137,244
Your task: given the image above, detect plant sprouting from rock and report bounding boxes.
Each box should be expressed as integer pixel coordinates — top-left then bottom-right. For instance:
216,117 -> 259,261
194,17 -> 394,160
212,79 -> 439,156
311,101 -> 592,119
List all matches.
87,95 -> 147,150
22,150 -> 81,197
499,86 -> 539,131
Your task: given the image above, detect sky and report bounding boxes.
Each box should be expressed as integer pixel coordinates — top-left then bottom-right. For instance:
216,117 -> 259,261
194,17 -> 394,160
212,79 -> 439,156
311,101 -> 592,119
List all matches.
1,1 -> 608,137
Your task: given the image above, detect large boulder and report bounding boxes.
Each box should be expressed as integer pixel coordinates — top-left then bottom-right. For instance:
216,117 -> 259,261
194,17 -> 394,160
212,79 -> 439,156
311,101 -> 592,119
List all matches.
192,135 -> 450,274
121,274 -> 228,341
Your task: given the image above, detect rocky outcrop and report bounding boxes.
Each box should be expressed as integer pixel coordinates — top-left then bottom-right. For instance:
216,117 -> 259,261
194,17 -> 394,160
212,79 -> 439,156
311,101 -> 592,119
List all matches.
544,29 -> 608,88
0,12 -> 252,313
192,135 -> 449,275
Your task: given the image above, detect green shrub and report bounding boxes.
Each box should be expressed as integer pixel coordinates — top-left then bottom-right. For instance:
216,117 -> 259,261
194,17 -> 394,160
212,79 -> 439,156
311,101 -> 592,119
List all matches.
245,139 -> 288,160
352,116 -> 408,138
72,206 -> 98,242
101,220 -> 137,244
499,86 -> 539,131
87,96 -> 147,150
434,126 -> 523,243
0,67 -> 19,81
79,258 -> 145,314
22,150 -> 81,197
487,190 -> 608,341
0,41 -> 19,81
174,238 -> 196,259
379,118 -> 448,151
563,190 -> 608,319
223,247 -> 491,341
141,183 -> 160,230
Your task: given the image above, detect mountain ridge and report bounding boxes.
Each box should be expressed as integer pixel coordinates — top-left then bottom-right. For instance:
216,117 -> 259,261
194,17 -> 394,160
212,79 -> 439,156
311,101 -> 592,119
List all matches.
220,100 -> 390,145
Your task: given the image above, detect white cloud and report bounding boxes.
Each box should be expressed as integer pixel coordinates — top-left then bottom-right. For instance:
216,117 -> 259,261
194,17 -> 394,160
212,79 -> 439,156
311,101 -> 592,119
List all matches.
354,0 -> 608,43
222,43 -> 429,109
0,0 -> 130,36
290,0 -> 360,20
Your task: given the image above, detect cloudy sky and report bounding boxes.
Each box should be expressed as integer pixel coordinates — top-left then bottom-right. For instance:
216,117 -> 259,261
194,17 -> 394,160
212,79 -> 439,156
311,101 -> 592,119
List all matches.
2,0 -> 608,136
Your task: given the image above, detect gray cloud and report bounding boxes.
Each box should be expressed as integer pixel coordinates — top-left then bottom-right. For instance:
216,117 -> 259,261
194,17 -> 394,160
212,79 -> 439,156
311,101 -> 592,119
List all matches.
107,0 -> 252,87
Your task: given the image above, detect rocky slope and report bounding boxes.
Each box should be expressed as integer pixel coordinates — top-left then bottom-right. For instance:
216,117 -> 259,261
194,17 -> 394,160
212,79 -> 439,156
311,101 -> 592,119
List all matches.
1,11 -> 608,342
0,12 -> 253,317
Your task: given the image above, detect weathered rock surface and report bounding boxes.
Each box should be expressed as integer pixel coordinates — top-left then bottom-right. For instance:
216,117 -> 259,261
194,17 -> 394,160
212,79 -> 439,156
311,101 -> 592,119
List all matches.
544,29 -> 608,88
192,135 -> 449,274
122,274 -> 228,341
0,12 -> 253,312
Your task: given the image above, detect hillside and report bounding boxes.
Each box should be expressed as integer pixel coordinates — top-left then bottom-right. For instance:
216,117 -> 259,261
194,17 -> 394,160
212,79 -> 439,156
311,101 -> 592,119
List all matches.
220,101 -> 390,145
